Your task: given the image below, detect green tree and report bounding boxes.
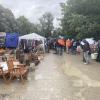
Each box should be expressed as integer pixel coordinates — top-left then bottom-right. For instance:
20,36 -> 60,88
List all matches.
17,16 -> 42,35
60,0 -> 100,39
52,28 -> 62,38
39,12 -> 54,38
17,16 -> 32,35
67,0 -> 100,16
0,5 -> 18,32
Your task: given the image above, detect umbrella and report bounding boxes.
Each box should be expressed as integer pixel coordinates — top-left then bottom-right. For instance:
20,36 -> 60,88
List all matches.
85,38 -> 94,45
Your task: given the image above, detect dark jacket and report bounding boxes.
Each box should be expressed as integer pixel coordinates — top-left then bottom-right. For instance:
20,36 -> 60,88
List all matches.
98,40 -> 100,48
82,42 -> 91,52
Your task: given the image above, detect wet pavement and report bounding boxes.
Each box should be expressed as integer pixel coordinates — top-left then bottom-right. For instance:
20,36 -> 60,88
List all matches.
0,52 -> 100,100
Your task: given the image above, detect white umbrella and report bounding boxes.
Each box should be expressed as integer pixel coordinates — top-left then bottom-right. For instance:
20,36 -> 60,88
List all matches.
85,38 -> 94,44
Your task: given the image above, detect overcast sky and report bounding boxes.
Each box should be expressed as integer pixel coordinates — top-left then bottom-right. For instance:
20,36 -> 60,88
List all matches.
0,0 -> 66,27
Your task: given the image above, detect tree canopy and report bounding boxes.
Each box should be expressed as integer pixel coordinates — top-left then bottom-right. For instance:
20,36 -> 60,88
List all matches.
0,5 -> 43,36
39,12 -> 54,38
17,16 -> 38,35
61,0 -> 100,39
1,1 -> 100,39
0,5 -> 18,32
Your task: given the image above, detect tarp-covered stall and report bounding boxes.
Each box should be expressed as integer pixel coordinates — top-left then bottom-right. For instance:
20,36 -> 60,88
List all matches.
5,33 -> 19,48
19,33 -> 46,51
19,33 -> 46,47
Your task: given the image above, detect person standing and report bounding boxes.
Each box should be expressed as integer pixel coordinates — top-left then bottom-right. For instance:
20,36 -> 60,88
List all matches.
76,40 -> 81,55
57,38 -> 65,55
45,39 -> 50,53
82,40 -> 91,64
54,39 -> 59,54
96,40 -> 100,62
66,39 -> 72,54
71,40 -> 77,55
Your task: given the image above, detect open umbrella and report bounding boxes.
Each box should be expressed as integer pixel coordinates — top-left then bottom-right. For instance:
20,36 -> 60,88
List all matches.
85,38 -> 94,45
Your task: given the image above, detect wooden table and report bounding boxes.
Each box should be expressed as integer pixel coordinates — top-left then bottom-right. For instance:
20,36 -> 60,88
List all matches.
0,61 -> 27,83
0,61 -> 20,71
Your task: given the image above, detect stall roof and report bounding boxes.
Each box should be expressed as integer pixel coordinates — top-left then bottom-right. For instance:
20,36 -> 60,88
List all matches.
19,33 -> 46,41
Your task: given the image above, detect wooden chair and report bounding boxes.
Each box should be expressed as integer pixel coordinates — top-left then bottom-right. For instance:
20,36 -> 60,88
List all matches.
17,64 -> 29,79
7,60 -> 15,81
8,55 -> 17,62
7,60 -> 28,83
0,67 -> 8,83
31,53 -> 40,66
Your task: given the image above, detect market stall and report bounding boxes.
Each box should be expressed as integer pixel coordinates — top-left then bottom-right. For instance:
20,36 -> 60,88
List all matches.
19,33 -> 46,51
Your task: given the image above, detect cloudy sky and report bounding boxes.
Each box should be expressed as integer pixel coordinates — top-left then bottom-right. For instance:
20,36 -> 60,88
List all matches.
0,0 -> 66,27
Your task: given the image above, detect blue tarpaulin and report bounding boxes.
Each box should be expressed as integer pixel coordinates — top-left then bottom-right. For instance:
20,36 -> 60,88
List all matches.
5,33 -> 19,48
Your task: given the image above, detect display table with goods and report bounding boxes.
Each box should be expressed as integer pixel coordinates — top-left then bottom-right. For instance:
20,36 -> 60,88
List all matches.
0,60 -> 28,83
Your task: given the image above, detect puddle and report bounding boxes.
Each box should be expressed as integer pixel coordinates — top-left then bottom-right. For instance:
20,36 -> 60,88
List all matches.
62,62 -> 100,87
0,94 -> 10,100
61,59 -> 100,100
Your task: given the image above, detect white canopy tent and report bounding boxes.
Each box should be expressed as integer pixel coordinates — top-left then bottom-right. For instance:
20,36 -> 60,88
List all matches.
19,33 -> 46,51
19,33 -> 46,41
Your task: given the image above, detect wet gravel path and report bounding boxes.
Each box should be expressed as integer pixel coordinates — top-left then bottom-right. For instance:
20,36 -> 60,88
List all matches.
0,53 -> 100,100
